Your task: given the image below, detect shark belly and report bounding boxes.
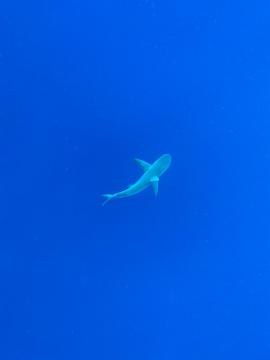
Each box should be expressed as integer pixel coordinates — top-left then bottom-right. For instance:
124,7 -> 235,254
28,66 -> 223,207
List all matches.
115,179 -> 149,198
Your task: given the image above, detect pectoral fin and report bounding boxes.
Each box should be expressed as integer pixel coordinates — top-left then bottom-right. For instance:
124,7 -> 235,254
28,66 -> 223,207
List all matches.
134,158 -> 151,172
151,176 -> 159,196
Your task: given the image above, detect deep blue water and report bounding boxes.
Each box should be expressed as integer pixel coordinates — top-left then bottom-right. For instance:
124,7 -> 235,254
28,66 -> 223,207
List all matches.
1,0 -> 270,359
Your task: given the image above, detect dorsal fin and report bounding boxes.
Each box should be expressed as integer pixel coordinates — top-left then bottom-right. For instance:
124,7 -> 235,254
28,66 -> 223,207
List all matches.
134,158 -> 151,172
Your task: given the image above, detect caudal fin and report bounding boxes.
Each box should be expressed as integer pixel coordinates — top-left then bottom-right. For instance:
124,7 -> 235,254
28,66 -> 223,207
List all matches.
101,194 -> 115,206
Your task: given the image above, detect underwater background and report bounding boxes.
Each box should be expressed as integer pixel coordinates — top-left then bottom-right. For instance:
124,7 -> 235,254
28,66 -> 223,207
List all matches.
1,0 -> 270,359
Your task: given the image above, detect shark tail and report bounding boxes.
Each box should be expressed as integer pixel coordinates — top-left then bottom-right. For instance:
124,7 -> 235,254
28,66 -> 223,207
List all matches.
101,194 -> 115,206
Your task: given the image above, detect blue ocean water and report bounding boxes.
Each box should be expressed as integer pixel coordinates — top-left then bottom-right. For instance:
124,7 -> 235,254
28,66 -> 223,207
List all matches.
1,0 -> 270,359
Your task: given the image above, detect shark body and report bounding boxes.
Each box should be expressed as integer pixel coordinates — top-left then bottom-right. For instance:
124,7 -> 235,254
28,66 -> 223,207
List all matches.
102,153 -> 172,206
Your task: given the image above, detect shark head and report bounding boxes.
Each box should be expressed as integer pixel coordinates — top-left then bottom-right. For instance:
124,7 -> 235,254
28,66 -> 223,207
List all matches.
152,153 -> 172,176
159,153 -> 172,170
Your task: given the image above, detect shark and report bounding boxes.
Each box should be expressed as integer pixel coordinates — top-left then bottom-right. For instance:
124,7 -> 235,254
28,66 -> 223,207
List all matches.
102,153 -> 172,206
